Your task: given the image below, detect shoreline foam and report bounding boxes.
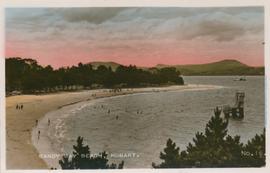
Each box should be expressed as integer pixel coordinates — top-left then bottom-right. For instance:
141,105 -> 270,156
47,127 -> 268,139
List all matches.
6,84 -> 222,169
30,84 -> 223,169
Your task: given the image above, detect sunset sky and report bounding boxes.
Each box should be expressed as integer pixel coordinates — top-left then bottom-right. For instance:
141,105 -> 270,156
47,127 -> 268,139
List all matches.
5,7 -> 264,68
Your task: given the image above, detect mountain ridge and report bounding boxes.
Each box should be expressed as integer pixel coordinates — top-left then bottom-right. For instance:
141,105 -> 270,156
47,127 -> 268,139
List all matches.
88,59 -> 264,75
156,59 -> 248,67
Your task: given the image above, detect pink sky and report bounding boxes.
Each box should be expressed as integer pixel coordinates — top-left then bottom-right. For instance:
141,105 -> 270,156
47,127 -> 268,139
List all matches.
5,7 -> 264,68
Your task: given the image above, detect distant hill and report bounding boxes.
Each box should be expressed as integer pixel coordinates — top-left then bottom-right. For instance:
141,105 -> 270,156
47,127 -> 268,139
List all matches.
156,59 -> 264,76
88,59 -> 264,75
89,61 -> 121,71
88,61 -> 149,71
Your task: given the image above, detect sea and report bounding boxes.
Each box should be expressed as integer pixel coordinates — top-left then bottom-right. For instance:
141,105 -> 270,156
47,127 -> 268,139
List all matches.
33,76 -> 265,168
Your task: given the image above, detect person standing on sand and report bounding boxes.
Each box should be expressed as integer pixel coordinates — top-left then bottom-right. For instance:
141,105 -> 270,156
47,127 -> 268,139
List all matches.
21,104 -> 23,110
48,119 -> 50,126
16,104 -> 19,109
36,120 -> 38,126
38,130 -> 40,140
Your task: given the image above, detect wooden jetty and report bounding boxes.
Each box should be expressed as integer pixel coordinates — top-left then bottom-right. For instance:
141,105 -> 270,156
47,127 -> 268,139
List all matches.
222,92 -> 245,119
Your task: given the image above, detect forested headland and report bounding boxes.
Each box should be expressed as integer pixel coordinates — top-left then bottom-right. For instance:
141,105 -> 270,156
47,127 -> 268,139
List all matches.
6,57 -> 184,94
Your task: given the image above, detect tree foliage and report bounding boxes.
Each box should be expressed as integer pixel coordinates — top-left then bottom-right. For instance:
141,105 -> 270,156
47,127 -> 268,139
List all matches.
152,138 -> 181,168
242,129 -> 265,167
59,136 -> 124,169
6,57 -> 184,94
153,107 -> 265,168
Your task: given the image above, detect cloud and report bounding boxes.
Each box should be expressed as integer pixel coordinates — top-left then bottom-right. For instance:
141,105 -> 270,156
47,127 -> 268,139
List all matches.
194,20 -> 245,41
104,7 -> 263,42
5,7 -> 264,51
5,7 -> 265,68
53,8 -> 127,24
176,12 -> 260,42
142,9 -> 264,42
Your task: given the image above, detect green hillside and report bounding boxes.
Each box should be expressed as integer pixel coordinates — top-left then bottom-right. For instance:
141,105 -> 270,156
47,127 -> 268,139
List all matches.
156,59 -> 264,76
88,59 -> 264,75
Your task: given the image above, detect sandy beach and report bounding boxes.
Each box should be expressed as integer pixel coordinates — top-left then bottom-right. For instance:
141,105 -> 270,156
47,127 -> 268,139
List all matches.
6,84 -> 222,169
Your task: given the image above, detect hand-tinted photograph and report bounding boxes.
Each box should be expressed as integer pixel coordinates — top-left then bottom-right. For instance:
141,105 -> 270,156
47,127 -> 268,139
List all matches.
5,7 -> 265,169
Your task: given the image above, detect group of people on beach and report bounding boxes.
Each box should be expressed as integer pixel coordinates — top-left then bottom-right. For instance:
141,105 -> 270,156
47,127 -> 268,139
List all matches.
35,118 -> 51,140
97,103 -> 144,120
137,110 -> 143,114
16,104 -> 23,110
94,104 -> 121,120
109,88 -> 122,93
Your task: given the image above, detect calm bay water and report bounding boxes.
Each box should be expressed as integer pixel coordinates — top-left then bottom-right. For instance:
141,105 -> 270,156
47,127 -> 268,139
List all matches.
46,76 -> 265,168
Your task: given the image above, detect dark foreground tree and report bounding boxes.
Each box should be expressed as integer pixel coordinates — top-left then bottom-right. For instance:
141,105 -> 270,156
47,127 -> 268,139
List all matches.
153,107 -> 265,168
242,129 -> 265,167
59,136 -> 124,169
152,138 -> 180,168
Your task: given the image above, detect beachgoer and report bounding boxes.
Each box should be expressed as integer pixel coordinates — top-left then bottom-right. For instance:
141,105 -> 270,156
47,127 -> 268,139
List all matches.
48,119 -> 50,126
16,104 -> 19,109
38,130 -> 40,140
36,120 -> 38,126
108,109 -> 110,114
21,104 -> 23,110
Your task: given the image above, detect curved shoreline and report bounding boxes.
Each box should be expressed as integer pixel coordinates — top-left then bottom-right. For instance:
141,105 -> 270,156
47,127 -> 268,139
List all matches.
31,84 -> 223,169
6,84 -> 223,169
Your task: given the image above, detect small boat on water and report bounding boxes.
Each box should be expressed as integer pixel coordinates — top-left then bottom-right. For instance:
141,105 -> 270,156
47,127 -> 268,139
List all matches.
234,77 -> 246,81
